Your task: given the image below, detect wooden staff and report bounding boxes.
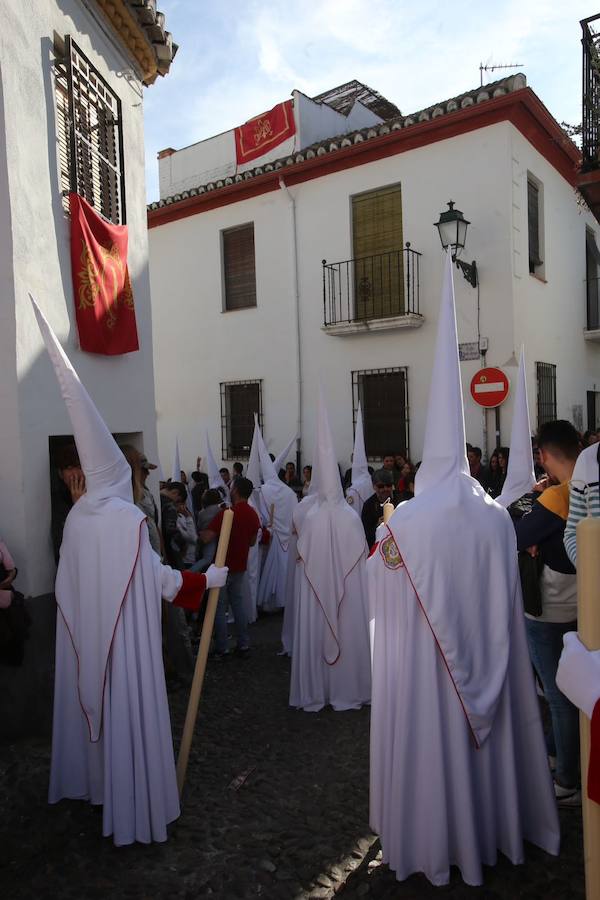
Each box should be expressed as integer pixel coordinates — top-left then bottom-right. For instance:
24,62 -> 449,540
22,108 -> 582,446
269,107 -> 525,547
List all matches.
576,514 -> 600,900
176,508 -> 234,797
383,501 -> 394,524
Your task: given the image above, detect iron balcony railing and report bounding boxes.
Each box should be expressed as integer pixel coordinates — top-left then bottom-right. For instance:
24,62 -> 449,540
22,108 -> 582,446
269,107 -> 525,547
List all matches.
581,14 -> 600,170
322,243 -> 421,327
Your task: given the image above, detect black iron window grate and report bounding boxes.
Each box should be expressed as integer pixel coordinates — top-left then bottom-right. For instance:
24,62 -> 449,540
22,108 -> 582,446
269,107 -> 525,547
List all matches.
54,36 -> 125,224
220,380 -> 263,460
352,368 -> 409,461
536,362 -> 557,427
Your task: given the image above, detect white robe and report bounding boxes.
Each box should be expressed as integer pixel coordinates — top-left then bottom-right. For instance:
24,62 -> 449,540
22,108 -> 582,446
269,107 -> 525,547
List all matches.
289,502 -> 371,712
49,528 -> 183,846
368,534 -> 560,886
257,480 -> 297,612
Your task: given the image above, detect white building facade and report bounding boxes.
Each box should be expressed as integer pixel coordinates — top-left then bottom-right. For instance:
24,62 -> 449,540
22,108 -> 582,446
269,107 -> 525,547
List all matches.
0,0 -> 176,604
148,76 -> 600,475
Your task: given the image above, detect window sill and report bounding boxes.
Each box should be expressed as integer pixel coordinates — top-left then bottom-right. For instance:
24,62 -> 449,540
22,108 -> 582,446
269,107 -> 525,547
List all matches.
584,328 -> 600,342
322,313 -> 424,336
529,272 -> 547,284
221,305 -> 257,313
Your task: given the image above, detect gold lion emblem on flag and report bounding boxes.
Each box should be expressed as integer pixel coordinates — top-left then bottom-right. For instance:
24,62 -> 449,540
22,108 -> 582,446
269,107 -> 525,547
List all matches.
380,535 -> 404,570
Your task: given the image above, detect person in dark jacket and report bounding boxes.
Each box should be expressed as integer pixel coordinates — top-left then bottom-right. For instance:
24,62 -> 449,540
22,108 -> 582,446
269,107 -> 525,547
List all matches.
361,469 -> 394,550
51,442 -> 85,563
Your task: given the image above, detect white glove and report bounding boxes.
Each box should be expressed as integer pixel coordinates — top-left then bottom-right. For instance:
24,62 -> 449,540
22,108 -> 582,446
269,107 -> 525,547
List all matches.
556,631 -> 600,718
205,564 -> 228,589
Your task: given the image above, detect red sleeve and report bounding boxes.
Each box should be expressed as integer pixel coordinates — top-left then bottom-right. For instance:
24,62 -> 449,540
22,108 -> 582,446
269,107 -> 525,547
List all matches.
588,698 -> 600,805
172,571 -> 207,611
207,509 -> 224,534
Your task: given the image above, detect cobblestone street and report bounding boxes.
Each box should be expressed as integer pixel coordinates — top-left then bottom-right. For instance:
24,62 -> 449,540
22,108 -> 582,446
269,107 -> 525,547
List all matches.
0,613 -> 585,899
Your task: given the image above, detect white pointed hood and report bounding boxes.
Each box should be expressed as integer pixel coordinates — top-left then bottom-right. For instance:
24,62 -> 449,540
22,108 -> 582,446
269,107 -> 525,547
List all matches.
273,433 -> 297,476
206,431 -> 229,498
171,437 -> 181,484
414,252 -> 470,495
246,415 -> 268,521
32,297 -> 132,504
296,387 -> 367,664
31,296 -> 144,743
346,403 -> 372,513
497,347 -> 535,508
382,254 -> 517,747
256,423 -> 297,547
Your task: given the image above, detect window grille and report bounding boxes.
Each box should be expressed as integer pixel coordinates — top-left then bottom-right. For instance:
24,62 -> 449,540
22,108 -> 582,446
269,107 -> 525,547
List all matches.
54,36 -> 125,224
220,380 -> 262,459
222,224 -> 257,310
352,368 -> 409,460
587,390 -> 600,430
586,229 -> 600,330
536,362 -> 557,427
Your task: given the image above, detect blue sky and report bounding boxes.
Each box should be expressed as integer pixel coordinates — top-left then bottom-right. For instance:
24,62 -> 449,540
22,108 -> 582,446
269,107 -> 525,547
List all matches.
143,1 -> 597,201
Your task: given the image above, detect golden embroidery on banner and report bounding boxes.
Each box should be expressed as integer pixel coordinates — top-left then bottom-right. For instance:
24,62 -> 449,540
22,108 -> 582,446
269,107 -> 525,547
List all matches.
253,117 -> 273,146
77,241 -> 134,329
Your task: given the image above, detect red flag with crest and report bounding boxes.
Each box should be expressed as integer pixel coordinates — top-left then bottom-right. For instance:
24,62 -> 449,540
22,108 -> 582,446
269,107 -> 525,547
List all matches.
234,100 -> 296,165
69,193 -> 139,355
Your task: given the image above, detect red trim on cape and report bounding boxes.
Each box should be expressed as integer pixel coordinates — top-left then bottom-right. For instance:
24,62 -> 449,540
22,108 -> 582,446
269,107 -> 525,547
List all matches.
56,519 -> 144,743
296,546 -> 366,667
383,525 -> 480,748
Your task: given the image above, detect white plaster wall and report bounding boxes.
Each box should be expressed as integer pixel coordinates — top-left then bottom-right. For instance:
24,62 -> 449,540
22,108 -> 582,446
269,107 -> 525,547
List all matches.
508,129 -> 600,430
158,92 -> 384,200
150,121 -> 523,473
0,0 -> 160,596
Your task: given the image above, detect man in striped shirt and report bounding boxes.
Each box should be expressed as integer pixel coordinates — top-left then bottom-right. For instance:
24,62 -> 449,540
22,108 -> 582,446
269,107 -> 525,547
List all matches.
564,442 -> 600,566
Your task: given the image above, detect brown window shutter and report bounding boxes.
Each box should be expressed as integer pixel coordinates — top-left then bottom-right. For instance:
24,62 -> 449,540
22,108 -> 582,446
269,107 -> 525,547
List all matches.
223,224 -> 257,310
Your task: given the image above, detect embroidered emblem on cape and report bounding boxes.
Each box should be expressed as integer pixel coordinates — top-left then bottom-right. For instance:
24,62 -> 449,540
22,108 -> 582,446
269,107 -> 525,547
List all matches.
380,535 -> 403,569
347,494 -> 354,505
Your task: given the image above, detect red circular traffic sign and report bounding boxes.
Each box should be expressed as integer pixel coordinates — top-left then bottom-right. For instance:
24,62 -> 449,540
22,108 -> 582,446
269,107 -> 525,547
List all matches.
470,367 -> 510,408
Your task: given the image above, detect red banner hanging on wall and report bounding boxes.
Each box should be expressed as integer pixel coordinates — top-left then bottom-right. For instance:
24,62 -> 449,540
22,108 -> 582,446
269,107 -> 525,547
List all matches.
69,193 -> 139,355
234,100 -> 296,165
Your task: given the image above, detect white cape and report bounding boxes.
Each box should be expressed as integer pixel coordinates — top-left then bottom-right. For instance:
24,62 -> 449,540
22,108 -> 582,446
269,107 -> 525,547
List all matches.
368,506 -> 560,885
49,527 -> 183,846
256,479 -> 297,611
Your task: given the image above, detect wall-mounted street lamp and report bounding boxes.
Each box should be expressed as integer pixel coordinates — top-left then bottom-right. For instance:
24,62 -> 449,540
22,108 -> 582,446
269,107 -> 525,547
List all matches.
434,201 -> 478,288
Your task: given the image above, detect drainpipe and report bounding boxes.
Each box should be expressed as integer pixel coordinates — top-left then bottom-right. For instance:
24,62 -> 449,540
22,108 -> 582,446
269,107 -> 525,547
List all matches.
278,176 -> 302,472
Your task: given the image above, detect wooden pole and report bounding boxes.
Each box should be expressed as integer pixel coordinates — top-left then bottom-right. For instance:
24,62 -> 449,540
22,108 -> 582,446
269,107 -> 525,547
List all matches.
577,515 -> 600,900
383,501 -> 394,524
176,508 -> 234,797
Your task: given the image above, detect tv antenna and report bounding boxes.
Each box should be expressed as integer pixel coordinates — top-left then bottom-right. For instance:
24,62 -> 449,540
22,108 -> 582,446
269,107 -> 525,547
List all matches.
479,62 -> 525,86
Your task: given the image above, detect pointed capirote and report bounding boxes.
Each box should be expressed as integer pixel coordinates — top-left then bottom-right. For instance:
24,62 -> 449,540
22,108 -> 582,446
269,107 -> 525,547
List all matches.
313,384 -> 344,504
246,414 -> 262,487
257,423 -> 278,482
414,251 -> 469,495
496,347 -> 535,508
273,433 -> 297,476
349,402 -> 373,502
30,295 -> 132,503
205,430 -> 228,493
171,437 -> 181,484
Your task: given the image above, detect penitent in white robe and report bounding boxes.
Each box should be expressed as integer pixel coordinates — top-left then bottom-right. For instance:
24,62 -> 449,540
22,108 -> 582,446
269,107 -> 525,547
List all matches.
49,528 -> 183,847
368,528 -> 560,886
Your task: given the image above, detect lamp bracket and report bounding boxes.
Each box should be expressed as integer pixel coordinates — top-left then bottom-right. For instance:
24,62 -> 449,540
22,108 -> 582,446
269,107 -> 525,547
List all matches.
454,257 -> 478,288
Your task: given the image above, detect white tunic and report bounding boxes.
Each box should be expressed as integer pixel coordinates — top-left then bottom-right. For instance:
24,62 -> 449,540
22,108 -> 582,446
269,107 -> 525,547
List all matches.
257,479 -> 297,611
368,523 -> 560,886
49,526 -> 183,846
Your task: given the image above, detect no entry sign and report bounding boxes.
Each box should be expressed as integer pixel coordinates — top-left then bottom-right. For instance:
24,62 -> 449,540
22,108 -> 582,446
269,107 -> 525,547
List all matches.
470,367 -> 509,408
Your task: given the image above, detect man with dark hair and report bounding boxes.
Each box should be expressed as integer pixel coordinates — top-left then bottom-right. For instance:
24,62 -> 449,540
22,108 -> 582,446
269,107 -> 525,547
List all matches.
514,419 -> 581,805
219,467 -> 231,487
361,469 -> 394,550
467,445 -> 489,489
200,476 -> 260,657
51,443 -> 86,563
232,462 -> 244,477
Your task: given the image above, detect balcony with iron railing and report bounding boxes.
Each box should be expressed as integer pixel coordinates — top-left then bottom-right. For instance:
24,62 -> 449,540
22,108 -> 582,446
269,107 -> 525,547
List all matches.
578,15 -> 600,222
585,275 -> 600,340
321,244 -> 423,335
